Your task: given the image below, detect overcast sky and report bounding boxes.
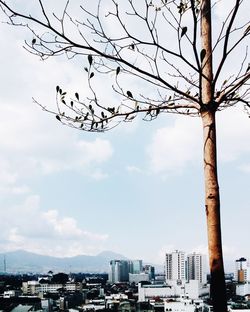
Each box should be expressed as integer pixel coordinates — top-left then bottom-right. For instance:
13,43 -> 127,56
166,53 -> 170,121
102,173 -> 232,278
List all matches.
0,0 -> 249,272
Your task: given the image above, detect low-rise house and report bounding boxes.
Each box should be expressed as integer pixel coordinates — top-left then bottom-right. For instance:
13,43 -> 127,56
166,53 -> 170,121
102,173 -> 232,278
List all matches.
22,280 -> 82,295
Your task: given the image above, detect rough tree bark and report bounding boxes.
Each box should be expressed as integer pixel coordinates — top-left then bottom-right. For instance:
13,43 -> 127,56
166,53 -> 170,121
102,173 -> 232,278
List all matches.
202,110 -> 227,312
201,0 -> 227,311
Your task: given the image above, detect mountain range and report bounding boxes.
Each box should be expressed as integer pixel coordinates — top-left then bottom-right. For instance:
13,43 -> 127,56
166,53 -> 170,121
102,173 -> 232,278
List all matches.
0,250 -> 129,274
0,249 -> 235,274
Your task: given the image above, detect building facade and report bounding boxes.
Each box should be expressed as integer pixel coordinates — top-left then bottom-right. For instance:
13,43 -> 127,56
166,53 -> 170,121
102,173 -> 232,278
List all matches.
22,281 -> 82,295
235,257 -> 250,283
109,259 -> 144,283
165,250 -> 185,283
186,252 -> 206,284
129,273 -> 149,283
143,265 -> 155,281
129,260 -> 143,274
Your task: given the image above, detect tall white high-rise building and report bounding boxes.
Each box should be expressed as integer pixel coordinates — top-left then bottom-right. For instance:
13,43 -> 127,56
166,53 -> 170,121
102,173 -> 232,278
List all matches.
165,250 -> 185,283
186,253 -> 206,284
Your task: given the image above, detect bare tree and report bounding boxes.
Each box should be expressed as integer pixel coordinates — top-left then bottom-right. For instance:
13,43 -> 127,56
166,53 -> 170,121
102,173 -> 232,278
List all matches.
0,0 -> 249,310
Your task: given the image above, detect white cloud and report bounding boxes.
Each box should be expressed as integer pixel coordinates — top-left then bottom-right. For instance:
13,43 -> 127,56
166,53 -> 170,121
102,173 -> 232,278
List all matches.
0,159 -> 30,195
90,168 -> 109,181
76,138 -> 113,165
213,0 -> 249,23
43,210 -> 83,239
0,195 -> 109,257
150,244 -> 176,265
0,102 -> 113,191
0,160 -> 18,184
191,245 -> 208,256
192,243 -> 240,262
126,165 -> 142,174
147,116 -> 202,173
0,185 -> 30,195
8,228 -> 24,244
147,107 -> 250,174
216,108 -> 250,162
43,209 -> 108,241
239,164 -> 250,173
0,21 -> 114,197
0,9 -> 114,257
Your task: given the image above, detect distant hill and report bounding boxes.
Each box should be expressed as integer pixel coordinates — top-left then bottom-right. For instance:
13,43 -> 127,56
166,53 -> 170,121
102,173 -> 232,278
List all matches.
1,250 -> 235,275
0,250 -> 129,274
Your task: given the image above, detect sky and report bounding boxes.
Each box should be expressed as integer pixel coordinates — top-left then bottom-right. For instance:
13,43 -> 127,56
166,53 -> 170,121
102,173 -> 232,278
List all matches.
0,0 -> 249,272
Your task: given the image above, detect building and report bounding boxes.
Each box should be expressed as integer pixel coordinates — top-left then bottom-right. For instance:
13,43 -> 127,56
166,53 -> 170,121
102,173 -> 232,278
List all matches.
235,257 -> 250,283
138,281 -> 208,301
22,281 -> 82,295
184,279 -> 209,299
138,283 -> 173,301
165,250 -> 185,283
129,273 -> 149,284
109,260 -> 143,283
3,290 -> 22,298
109,260 -> 130,283
105,294 -> 129,310
129,260 -> 143,274
22,281 -> 40,295
228,306 -> 250,312
164,295 -> 204,312
186,252 -> 206,284
109,260 -> 121,283
236,282 -> 250,296
143,265 -> 155,281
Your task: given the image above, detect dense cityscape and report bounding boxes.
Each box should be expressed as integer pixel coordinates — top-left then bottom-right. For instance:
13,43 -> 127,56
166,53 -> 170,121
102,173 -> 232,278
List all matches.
0,250 -> 250,311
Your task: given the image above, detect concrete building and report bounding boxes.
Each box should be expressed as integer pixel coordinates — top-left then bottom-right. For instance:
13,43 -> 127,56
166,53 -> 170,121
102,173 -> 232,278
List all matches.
105,294 -> 129,310
22,281 -> 40,295
3,290 -> 22,298
186,252 -> 206,284
236,282 -> 250,296
129,273 -> 149,284
235,257 -> 250,283
109,259 -> 144,283
22,281 -> 82,295
164,295 -> 204,312
130,260 -> 143,274
109,260 -> 130,283
143,265 -> 155,281
138,280 -> 209,301
165,250 -> 185,283
228,307 -> 250,312
184,280 -> 209,299
138,283 -> 173,301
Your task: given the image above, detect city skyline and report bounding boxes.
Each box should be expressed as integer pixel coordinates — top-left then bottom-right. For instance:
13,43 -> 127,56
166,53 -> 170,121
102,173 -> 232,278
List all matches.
1,248 -> 249,274
0,1 -> 249,268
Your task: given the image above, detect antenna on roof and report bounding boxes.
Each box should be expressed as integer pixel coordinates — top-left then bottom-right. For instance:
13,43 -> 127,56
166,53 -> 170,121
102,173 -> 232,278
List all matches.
3,255 -> 6,273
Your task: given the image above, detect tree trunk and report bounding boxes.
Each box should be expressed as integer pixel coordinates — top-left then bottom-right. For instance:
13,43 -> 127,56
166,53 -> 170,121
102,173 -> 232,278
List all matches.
200,1 -> 227,311
201,111 -> 227,312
